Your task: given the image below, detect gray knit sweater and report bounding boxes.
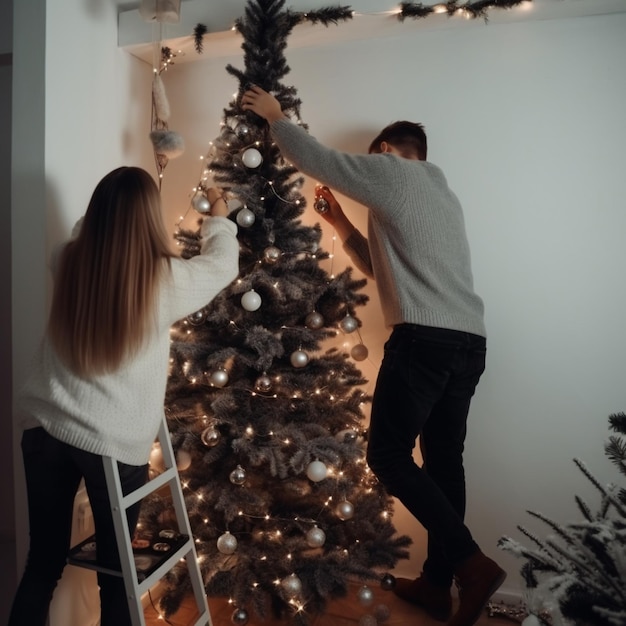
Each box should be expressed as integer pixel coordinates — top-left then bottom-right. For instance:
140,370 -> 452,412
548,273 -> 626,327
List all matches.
17,216 -> 239,465
271,119 -> 486,337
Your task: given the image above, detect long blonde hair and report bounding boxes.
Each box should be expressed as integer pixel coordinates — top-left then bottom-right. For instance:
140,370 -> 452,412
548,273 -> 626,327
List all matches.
48,166 -> 173,377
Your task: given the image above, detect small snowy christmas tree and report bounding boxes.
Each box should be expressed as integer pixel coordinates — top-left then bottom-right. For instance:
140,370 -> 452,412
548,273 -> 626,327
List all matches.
498,412 -> 626,626
139,1 -> 410,624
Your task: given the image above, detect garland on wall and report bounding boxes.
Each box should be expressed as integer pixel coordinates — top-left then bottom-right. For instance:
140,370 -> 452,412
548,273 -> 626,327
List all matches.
398,0 -> 532,22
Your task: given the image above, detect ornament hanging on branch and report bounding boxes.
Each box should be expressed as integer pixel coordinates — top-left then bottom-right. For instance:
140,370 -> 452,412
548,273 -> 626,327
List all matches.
242,147 -> 263,168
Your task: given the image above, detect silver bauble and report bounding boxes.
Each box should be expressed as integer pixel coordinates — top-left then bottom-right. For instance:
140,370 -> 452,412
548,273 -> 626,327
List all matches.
236,207 -> 256,227
280,573 -> 302,596
229,465 -> 246,485
192,194 -> 211,214
290,350 -> 309,368
305,311 -> 324,330
209,369 -> 229,388
263,246 -> 282,264
231,607 -> 249,625
187,309 -> 206,325
357,585 -> 375,607
306,460 -> 327,482
217,531 -> 238,555
336,500 -> 354,520
241,290 -> 262,311
335,429 -> 358,444
313,197 -> 329,214
339,315 -> 359,333
200,426 -> 220,447
241,147 -> 262,168
254,374 -> 272,393
350,343 -> 369,361
235,123 -> 251,139
306,526 -> 326,548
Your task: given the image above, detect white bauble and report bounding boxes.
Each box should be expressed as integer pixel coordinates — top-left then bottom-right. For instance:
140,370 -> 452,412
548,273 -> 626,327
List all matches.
306,526 -> 326,548
340,315 -> 358,333
306,460 -> 327,482
280,573 -> 302,596
357,585 -> 374,607
290,350 -> 309,368
336,500 -> 354,520
236,207 -> 256,227
242,147 -> 262,168
192,194 -> 211,214
209,369 -> 229,388
305,311 -> 324,330
241,290 -> 262,311
217,531 -> 238,554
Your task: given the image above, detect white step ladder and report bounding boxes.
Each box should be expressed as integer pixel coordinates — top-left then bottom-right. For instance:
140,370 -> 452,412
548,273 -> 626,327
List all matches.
68,415 -> 211,626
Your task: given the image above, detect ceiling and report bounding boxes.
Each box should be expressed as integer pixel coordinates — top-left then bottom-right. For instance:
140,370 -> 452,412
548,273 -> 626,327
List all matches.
119,0 -> 626,63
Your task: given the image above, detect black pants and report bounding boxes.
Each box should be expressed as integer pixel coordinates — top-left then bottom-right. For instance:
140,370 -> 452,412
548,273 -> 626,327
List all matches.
8,427 -> 148,626
366,324 -> 486,587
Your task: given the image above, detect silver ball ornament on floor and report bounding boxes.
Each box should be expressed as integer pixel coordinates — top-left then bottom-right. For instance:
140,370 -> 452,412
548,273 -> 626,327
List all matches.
217,531 -> 238,555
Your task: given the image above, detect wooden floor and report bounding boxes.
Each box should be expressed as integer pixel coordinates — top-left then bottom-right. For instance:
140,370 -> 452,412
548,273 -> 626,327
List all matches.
144,581 -> 518,626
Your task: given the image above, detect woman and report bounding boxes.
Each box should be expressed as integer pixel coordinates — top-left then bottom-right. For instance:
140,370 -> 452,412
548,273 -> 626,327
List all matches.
9,166 -> 239,625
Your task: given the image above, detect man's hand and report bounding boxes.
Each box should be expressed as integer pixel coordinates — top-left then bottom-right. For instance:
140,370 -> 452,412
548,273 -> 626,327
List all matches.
241,85 -> 285,123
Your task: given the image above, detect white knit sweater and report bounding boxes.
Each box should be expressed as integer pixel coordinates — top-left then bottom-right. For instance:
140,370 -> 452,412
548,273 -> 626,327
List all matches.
17,216 -> 239,465
271,118 -> 485,337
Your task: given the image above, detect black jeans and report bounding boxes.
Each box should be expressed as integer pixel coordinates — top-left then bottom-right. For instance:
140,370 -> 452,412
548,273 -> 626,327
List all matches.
9,427 -> 148,626
366,324 -> 486,587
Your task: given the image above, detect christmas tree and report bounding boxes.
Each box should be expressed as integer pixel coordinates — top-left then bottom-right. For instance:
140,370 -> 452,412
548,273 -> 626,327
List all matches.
498,413 -> 626,626
139,1 -> 411,624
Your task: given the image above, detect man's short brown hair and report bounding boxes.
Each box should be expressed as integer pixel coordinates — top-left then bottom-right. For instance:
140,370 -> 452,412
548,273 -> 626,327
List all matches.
368,121 -> 427,160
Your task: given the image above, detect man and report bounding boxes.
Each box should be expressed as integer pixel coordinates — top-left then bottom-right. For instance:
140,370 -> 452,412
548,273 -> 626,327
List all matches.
242,85 -> 505,626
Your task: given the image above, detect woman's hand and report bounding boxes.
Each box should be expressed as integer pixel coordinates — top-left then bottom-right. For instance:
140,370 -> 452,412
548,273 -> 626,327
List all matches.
241,85 -> 285,123
206,187 -> 229,217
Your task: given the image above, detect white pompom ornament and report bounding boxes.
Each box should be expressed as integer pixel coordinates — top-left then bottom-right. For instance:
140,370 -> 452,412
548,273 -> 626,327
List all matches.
306,460 -> 327,482
241,290 -> 262,311
242,147 -> 263,168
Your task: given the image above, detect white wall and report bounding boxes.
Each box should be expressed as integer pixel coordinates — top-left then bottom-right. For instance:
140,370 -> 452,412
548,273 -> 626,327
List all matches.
11,0 -> 153,595
154,10 -> 626,599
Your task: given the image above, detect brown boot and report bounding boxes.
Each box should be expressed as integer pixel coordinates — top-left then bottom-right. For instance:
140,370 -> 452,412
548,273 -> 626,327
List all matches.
393,574 -> 453,621
448,551 -> 506,626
